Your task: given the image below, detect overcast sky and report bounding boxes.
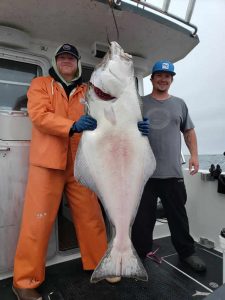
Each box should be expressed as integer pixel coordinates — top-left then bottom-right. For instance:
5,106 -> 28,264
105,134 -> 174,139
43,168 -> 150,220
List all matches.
143,0 -> 225,155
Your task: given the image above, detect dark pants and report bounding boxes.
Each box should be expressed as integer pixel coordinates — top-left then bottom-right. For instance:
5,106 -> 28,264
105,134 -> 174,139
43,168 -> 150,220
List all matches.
132,178 -> 195,259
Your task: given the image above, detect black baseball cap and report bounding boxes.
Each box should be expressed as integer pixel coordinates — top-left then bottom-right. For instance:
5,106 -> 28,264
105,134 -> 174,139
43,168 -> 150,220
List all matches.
56,43 -> 81,60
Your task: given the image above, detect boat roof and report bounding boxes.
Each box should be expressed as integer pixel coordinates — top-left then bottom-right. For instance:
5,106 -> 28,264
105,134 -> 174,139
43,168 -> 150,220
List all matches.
0,0 -> 199,76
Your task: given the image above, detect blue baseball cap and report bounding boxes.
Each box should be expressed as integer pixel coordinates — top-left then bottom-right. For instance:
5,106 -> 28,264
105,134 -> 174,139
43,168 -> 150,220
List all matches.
152,60 -> 176,76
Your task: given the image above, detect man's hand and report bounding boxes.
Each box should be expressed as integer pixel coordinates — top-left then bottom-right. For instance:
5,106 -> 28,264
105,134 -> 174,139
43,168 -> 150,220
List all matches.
138,118 -> 150,136
189,156 -> 199,175
70,115 -> 97,136
183,129 -> 199,175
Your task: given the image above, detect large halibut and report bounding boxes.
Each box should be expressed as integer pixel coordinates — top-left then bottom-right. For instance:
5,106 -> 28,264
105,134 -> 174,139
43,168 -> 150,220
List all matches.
74,42 -> 156,282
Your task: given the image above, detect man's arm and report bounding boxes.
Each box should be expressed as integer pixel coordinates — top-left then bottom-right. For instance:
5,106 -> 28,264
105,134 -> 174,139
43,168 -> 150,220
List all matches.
183,128 -> 199,175
27,77 -> 74,137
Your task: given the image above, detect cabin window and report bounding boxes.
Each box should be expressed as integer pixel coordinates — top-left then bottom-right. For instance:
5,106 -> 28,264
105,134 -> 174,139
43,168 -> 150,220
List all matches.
0,58 -> 42,111
82,65 -> 94,83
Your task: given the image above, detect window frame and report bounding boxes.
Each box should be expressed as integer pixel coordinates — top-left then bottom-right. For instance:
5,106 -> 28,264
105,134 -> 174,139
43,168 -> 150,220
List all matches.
0,47 -> 50,112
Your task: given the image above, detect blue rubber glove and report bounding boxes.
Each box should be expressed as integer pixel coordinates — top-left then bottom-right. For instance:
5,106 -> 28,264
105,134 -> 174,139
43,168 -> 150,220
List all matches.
69,115 -> 97,136
137,117 -> 150,136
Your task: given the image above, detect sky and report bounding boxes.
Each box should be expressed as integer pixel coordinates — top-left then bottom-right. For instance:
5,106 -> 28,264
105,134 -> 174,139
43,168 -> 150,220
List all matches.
143,0 -> 225,155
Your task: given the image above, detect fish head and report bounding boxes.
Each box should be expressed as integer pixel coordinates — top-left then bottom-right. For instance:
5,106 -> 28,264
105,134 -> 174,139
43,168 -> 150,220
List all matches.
90,41 -> 134,101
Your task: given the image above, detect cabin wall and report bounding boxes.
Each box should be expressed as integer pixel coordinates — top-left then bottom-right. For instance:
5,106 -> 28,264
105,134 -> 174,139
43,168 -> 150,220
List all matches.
0,46 -> 53,276
184,169 -> 225,251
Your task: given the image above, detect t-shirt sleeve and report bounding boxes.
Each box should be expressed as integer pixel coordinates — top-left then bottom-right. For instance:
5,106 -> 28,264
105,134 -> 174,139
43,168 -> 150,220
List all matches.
180,100 -> 195,133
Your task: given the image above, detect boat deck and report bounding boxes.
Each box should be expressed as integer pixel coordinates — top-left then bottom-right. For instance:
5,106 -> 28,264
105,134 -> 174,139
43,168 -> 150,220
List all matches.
0,236 -> 223,300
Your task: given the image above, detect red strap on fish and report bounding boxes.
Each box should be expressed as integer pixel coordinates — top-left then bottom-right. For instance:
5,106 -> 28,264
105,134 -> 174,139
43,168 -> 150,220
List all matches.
93,85 -> 115,101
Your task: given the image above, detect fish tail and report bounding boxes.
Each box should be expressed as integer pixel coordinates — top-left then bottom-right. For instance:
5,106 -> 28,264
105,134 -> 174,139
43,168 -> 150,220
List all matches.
90,243 -> 148,283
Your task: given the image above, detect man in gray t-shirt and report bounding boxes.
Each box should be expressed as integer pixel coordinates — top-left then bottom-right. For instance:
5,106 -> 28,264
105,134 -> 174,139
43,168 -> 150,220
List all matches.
144,95 -> 194,178
132,60 -> 206,272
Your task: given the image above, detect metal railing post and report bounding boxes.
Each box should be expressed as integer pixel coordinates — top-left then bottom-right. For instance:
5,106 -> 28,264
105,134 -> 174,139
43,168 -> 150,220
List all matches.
162,0 -> 171,13
185,0 -> 196,22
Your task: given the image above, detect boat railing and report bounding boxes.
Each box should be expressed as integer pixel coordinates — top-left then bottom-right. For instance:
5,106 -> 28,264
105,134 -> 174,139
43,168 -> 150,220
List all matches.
116,0 -> 198,36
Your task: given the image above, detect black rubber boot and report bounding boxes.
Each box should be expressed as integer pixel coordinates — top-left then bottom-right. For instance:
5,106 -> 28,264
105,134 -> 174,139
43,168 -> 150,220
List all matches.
180,254 -> 206,272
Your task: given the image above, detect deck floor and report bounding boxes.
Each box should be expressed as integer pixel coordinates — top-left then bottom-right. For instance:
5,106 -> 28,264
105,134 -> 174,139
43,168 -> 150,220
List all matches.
0,237 -> 223,300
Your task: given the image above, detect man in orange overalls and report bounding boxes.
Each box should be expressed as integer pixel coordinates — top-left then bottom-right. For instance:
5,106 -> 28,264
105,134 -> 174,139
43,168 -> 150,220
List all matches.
12,43 -> 110,300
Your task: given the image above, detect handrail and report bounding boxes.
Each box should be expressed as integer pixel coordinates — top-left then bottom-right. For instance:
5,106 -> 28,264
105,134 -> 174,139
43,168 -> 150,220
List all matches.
119,0 -> 198,36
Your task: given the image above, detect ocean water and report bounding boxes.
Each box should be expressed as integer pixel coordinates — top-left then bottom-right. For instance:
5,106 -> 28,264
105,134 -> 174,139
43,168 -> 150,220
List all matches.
183,154 -> 225,171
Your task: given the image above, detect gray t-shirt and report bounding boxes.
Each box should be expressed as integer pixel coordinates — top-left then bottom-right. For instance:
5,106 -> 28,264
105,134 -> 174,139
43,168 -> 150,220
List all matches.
142,95 -> 194,178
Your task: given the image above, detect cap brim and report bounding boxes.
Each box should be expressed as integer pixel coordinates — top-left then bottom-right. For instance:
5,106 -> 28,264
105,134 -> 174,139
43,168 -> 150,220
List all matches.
152,70 -> 176,76
56,51 -> 80,60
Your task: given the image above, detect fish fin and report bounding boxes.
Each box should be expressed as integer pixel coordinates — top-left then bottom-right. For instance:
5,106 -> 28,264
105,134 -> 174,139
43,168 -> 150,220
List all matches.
138,93 -> 144,117
74,142 -> 99,196
104,107 -> 116,125
90,242 -> 148,283
80,97 -> 90,115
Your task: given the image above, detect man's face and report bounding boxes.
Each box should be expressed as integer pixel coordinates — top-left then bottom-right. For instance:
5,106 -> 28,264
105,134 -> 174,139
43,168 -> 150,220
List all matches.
151,72 -> 173,92
56,53 -> 78,79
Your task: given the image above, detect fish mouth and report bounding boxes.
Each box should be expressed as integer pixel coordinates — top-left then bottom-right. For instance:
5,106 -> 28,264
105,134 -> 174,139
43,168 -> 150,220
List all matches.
93,85 -> 115,101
